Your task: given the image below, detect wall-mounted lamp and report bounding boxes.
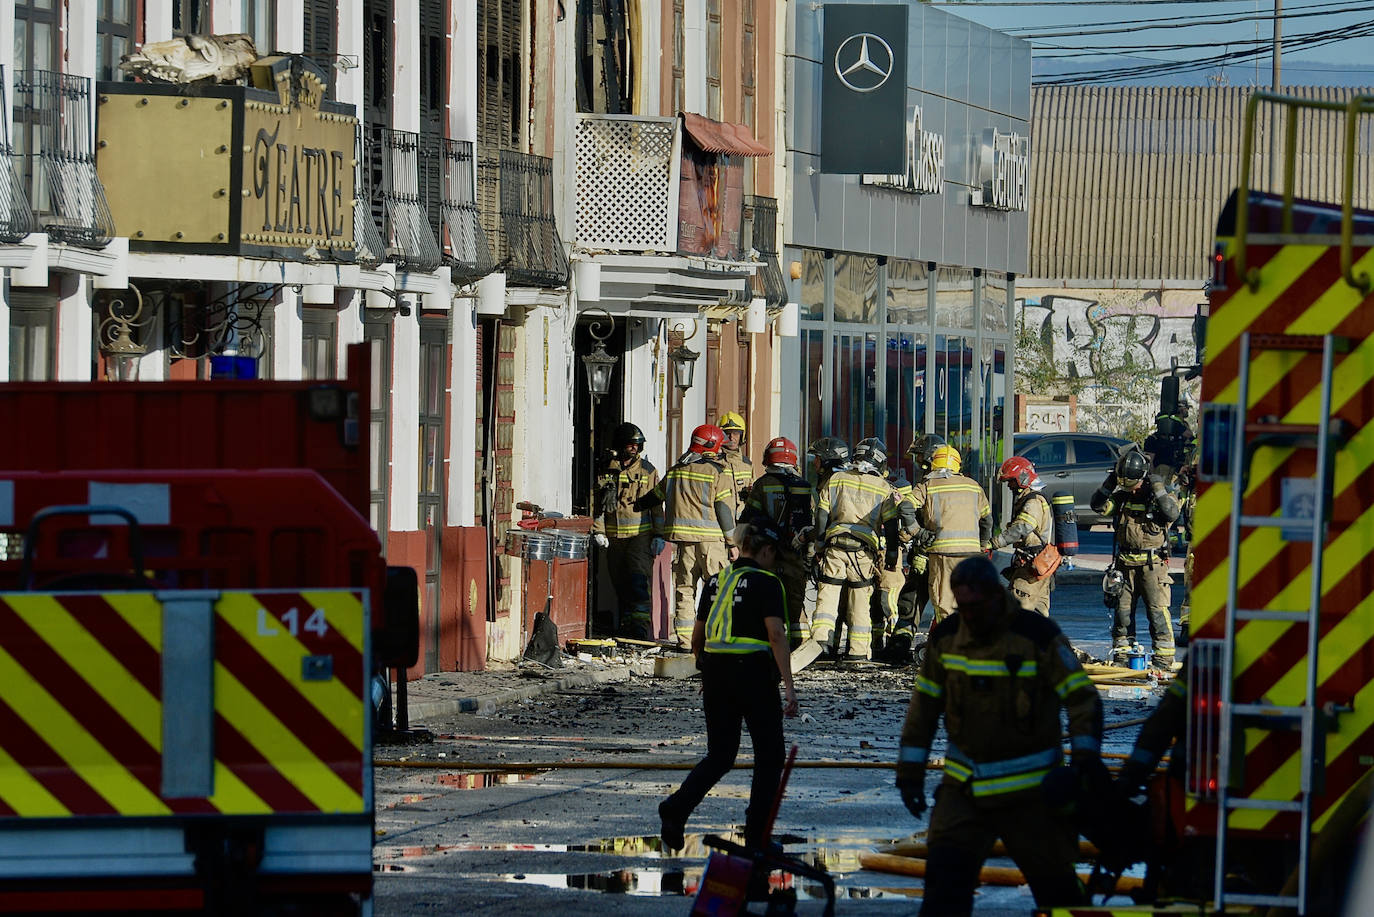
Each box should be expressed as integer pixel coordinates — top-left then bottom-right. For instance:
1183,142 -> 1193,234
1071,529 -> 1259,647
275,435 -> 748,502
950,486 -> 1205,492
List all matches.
668,319 -> 700,392
581,308 -> 617,399
97,284 -> 150,382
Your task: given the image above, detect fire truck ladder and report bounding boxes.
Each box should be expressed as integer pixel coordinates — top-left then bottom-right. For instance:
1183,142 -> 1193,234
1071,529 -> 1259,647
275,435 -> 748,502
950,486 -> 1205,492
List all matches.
1215,331 -> 1350,914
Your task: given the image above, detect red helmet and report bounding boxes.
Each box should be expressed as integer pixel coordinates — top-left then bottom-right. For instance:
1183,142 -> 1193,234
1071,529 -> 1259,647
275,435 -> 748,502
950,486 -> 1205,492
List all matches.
689,424 -> 726,455
998,456 -> 1038,489
763,436 -> 798,466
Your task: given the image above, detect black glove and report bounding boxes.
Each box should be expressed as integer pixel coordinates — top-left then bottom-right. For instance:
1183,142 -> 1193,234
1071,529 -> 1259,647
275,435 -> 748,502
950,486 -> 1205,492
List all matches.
896,776 -> 928,819
1104,471 -> 1118,491
913,528 -> 938,550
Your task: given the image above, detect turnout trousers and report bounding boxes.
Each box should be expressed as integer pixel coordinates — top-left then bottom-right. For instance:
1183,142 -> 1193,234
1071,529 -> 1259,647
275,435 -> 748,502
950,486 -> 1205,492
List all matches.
606,533 -> 654,636
661,654 -> 785,849
1007,567 -> 1052,616
928,552 -> 980,624
920,783 -> 1085,917
775,550 -> 810,646
893,553 -> 929,640
671,540 -> 728,642
1112,562 -> 1174,666
812,546 -> 877,658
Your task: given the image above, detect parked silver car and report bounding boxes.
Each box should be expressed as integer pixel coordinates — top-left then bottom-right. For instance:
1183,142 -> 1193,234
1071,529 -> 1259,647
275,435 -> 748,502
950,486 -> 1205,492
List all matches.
1012,432 -> 1133,527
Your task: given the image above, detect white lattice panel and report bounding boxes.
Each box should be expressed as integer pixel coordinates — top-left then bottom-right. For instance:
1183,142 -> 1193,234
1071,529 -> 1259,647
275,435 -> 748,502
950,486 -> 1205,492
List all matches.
575,115 -> 678,251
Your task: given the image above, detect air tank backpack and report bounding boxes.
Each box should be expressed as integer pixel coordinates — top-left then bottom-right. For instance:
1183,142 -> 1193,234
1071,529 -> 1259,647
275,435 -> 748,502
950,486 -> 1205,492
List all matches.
1050,490 -> 1079,556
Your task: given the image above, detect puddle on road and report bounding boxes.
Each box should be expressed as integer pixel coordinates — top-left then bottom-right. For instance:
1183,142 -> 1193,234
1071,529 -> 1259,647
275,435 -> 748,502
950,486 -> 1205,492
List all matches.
500,866 -> 920,900
434,770 -> 543,789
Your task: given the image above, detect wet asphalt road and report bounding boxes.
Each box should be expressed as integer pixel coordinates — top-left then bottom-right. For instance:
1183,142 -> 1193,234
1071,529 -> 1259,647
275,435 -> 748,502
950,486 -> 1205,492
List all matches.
372,579 -> 1177,916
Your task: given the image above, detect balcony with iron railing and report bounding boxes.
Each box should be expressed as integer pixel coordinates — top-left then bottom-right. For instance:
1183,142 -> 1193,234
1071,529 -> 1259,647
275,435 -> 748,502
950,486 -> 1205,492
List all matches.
0,68 -> 34,244
477,149 -> 569,289
358,125 -> 442,273
744,195 -> 787,307
13,70 -> 114,247
419,134 -> 495,284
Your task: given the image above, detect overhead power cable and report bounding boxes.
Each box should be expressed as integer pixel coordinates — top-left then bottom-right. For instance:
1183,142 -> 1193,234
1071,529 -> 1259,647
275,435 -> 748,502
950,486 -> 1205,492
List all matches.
1014,2 -> 1374,39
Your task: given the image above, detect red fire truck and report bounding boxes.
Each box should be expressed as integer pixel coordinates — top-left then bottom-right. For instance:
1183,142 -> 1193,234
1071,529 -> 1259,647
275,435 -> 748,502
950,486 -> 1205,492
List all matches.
0,344 -> 417,914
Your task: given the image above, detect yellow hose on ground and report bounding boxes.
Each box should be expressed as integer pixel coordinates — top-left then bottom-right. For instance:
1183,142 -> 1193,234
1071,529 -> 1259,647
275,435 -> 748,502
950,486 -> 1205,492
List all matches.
859,852 -> 1145,892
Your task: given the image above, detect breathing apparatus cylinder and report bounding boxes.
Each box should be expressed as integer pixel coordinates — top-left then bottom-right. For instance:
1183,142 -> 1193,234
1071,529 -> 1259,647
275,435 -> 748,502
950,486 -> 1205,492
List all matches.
1050,491 -> 1079,556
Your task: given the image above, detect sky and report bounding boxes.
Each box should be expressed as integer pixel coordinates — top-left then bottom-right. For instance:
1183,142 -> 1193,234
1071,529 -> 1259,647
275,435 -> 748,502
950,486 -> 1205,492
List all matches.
929,0 -> 1374,87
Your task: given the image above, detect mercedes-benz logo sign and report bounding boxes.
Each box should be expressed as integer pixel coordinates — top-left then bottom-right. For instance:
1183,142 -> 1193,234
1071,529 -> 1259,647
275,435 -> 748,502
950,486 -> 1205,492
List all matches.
834,32 -> 895,94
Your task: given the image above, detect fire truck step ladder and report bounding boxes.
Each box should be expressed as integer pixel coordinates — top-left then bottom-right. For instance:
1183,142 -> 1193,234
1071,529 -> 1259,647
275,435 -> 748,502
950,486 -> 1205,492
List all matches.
1215,331 -> 1348,916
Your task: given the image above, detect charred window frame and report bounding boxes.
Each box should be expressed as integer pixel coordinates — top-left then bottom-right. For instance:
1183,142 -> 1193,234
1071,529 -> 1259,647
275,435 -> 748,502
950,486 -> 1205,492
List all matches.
575,0 -> 634,114
671,0 -> 684,114
705,0 -> 721,121
741,0 -> 755,195
97,0 -> 134,82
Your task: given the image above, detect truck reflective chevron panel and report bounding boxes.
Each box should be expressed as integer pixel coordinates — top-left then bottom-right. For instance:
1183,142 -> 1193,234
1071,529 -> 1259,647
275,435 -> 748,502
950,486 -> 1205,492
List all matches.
0,344 -> 417,914
1187,92 -> 1374,916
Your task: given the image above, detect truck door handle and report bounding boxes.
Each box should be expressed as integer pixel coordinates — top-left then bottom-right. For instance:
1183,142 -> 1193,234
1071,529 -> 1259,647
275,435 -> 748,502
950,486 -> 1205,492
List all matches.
1055,471 -> 1070,477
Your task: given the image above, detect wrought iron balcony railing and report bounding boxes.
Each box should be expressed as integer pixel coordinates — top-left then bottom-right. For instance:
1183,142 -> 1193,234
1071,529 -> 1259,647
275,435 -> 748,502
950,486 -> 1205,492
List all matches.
13,70 -> 113,247
744,194 -> 787,307
575,114 -> 679,251
478,150 -> 568,288
359,125 -> 442,273
0,68 -> 34,244
419,134 -> 495,283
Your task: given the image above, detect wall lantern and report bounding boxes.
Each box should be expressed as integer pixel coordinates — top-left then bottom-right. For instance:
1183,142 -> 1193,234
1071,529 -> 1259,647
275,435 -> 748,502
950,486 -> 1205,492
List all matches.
581,308 -> 617,399
98,284 -> 151,382
104,324 -> 146,382
669,341 -> 699,392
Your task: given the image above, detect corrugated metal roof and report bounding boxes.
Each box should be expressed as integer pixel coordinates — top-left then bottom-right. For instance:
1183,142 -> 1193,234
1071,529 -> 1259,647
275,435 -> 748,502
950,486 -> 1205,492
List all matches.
682,113 -> 772,157
1030,85 -> 1374,283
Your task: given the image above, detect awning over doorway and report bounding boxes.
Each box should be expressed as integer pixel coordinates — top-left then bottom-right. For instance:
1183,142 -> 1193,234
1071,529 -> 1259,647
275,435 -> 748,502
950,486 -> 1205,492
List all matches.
581,253 -> 756,318
681,113 -> 771,157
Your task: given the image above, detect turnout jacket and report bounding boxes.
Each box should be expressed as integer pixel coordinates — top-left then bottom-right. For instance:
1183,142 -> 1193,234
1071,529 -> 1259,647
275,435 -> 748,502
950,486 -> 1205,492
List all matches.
744,467 -> 816,550
721,449 -> 754,508
992,489 -> 1054,555
592,455 -> 662,538
907,471 -> 993,555
897,594 -> 1103,798
817,468 -> 899,552
1089,479 -> 1180,566
653,454 -> 736,544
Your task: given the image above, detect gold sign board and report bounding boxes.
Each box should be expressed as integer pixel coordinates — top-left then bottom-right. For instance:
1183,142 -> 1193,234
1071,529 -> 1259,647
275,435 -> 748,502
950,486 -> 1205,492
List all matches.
96,56 -> 357,261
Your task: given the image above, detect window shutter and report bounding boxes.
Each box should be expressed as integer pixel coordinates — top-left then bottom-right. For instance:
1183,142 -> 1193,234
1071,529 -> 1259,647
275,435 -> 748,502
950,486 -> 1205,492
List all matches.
303,0 -> 338,97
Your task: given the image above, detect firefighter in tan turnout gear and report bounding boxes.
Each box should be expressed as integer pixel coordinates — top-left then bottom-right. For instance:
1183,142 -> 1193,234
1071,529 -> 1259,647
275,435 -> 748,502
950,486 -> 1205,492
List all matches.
592,423 -> 664,638
906,444 -> 992,625
990,455 -> 1059,616
1091,447 -> 1180,670
652,424 -> 737,645
888,433 -> 945,661
808,437 -> 898,661
742,436 -> 816,647
896,555 -> 1102,915
718,411 -> 753,507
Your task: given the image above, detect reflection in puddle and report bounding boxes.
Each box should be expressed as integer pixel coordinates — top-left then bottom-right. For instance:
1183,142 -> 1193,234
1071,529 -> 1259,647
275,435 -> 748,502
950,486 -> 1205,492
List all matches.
434,770 -> 545,789
500,868 -> 919,900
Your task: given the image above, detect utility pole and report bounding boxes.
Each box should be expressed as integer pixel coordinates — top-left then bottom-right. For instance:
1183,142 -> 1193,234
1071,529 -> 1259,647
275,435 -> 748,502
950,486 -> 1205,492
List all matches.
1270,0 -> 1282,189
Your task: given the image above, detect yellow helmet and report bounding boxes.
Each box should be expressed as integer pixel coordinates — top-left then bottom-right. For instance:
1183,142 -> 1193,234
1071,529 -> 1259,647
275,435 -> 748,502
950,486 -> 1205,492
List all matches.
719,411 -> 746,434
929,444 -> 962,474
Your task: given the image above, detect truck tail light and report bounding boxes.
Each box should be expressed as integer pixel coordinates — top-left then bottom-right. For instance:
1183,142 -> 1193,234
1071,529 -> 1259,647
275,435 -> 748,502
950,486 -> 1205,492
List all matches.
1187,639 -> 1225,800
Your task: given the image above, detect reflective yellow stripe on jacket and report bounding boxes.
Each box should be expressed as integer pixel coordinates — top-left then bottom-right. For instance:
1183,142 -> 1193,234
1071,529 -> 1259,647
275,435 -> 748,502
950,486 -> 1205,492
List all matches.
918,475 -> 990,554
660,464 -> 731,542
704,565 -> 778,654
821,472 -> 896,549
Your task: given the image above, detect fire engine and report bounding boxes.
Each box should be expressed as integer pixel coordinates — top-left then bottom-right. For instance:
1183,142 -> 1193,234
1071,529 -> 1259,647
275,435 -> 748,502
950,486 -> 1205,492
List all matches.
0,344 -> 417,914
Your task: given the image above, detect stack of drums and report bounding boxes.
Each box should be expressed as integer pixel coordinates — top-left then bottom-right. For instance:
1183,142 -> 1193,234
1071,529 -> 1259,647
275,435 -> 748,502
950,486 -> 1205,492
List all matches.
549,529 -> 589,561
521,531 -> 556,563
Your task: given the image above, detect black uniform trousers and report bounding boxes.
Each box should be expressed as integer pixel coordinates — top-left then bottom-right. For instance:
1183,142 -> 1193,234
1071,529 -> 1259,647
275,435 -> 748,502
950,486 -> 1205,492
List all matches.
661,652 -> 785,848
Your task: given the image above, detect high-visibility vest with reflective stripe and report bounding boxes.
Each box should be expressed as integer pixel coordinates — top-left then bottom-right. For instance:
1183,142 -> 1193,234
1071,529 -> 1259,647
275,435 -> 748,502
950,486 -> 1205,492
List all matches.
659,459 -> 731,542
703,564 -> 780,654
943,743 -> 1062,797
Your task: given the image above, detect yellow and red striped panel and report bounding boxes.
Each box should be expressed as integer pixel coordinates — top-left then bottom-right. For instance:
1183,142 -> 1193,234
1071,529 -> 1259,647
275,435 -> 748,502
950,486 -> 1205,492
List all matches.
0,590 -> 367,818
1192,237 -> 1374,834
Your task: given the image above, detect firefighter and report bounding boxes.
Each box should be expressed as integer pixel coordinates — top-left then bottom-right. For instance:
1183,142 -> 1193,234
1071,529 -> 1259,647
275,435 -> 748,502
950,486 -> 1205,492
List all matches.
718,411 -> 753,507
1091,448 -> 1181,670
591,422 -> 663,639
653,424 -> 737,646
989,455 -> 1058,616
807,437 -> 898,661
659,519 -> 798,853
895,555 -> 1102,916
743,436 -> 816,647
890,433 -> 945,659
875,451 -> 918,658
906,444 -> 992,625
805,436 -> 850,491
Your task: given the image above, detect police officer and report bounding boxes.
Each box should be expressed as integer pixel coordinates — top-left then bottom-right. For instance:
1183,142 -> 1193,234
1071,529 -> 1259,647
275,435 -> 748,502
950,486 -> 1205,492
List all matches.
658,519 -> 798,852
895,556 -> 1102,916
906,444 -> 992,625
809,437 -> 898,661
990,455 -> 1058,616
889,433 -> 946,658
592,422 -> 663,639
743,436 -> 816,647
1092,448 -> 1180,670
653,424 -> 737,646
718,411 -> 753,507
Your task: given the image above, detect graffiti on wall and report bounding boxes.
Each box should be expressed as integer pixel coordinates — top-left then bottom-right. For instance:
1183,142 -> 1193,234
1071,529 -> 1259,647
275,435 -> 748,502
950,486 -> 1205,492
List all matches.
1016,291 -> 1205,435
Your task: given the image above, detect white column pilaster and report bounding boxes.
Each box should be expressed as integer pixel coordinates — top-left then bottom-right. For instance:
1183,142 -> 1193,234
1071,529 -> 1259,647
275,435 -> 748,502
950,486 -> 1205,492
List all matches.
337,288 -> 363,376
392,0 -> 419,132
389,297 -> 420,531
336,0 -> 364,107
56,274 -> 93,381
448,294 -> 478,526
272,284 -> 303,380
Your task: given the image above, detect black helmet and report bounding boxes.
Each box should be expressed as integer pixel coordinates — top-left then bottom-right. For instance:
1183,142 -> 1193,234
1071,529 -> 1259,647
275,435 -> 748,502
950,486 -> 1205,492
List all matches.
806,437 -> 850,470
612,422 -> 646,451
1115,448 -> 1149,487
854,437 -> 888,472
907,432 -> 946,469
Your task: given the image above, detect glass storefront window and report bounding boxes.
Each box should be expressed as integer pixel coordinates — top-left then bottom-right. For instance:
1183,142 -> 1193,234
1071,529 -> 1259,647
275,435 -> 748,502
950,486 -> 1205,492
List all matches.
800,328 -> 825,452
886,259 -> 927,325
801,249 -> 826,320
884,330 -> 927,481
983,272 -> 1009,333
977,341 -> 1008,514
834,254 -> 878,324
935,334 -> 975,462
935,267 -> 975,329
